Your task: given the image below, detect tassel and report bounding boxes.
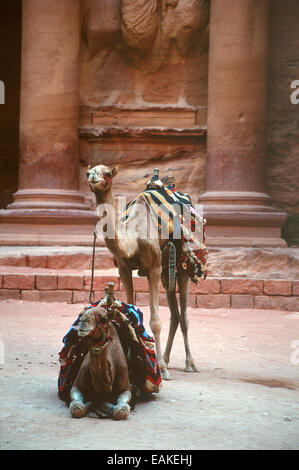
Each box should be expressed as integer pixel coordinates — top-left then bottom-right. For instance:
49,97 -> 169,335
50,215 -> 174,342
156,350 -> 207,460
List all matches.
168,242 -> 176,292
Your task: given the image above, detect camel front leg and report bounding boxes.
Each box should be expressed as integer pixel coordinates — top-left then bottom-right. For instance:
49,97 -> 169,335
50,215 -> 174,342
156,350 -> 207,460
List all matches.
112,390 -> 131,420
118,262 -> 134,304
96,391 -> 131,420
148,266 -> 170,380
69,355 -> 92,418
69,385 -> 92,419
177,272 -> 198,373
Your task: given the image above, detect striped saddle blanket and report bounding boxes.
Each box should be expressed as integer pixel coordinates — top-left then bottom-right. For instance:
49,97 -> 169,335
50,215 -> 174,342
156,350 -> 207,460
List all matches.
58,299 -> 162,406
120,185 -> 208,282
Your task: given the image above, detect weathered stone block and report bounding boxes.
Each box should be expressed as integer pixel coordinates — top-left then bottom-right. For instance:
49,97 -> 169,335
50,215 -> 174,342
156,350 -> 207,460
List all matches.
40,290 -> 72,303
58,275 -> 84,291
21,290 -> 40,302
3,273 -> 35,290
0,289 -> 20,300
254,295 -> 299,312
189,278 -> 220,294
263,280 -> 292,296
72,290 -> 91,304
196,294 -> 230,309
293,281 -> 299,296
36,274 -> 57,290
84,275 -> 120,292
119,277 -> 147,293
231,294 -> 254,309
221,279 -> 263,295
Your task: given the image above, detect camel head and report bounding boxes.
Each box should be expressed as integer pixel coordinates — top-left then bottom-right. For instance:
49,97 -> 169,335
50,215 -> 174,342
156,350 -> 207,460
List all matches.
77,306 -> 114,343
87,164 -> 118,193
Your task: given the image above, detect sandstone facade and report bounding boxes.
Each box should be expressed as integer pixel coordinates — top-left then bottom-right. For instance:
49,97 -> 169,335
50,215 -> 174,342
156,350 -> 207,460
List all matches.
0,0 -> 298,253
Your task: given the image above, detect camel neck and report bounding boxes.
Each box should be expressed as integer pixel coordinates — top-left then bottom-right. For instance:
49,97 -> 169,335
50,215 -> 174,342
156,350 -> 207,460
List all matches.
95,187 -> 119,251
89,345 -> 113,395
95,187 -> 134,258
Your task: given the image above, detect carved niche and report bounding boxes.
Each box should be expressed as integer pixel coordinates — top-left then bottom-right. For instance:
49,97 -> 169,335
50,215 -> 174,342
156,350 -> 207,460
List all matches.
80,0 -> 209,106
79,0 -> 210,202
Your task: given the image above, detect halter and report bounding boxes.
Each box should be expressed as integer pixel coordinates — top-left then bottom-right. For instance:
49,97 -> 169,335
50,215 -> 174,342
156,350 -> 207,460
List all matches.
87,311 -> 113,355
103,173 -> 112,186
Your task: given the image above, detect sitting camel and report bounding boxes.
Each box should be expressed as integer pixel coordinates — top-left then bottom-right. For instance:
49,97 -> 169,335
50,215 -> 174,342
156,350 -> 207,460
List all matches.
87,164 -> 199,380
69,305 -> 131,420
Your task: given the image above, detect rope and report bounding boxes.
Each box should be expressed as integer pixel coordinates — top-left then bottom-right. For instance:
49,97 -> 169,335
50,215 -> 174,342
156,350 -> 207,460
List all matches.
168,241 -> 176,292
89,216 -> 98,305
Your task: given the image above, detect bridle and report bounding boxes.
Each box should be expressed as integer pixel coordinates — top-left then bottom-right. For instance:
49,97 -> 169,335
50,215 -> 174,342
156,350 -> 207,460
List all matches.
86,310 -> 114,355
103,173 -> 112,186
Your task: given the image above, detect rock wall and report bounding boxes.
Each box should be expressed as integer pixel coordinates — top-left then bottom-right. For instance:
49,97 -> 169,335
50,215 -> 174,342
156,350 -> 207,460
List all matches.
0,0 -> 298,249
266,0 -> 299,246
78,0 -> 210,208
78,0 -> 299,249
0,0 -> 21,209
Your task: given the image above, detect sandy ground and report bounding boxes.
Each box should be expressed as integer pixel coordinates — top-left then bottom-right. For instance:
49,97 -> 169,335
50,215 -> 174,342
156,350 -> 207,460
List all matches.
0,300 -> 298,451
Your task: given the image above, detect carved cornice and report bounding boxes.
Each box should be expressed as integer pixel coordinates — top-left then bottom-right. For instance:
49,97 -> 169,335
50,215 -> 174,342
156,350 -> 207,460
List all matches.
79,125 -> 206,140
79,104 -> 207,140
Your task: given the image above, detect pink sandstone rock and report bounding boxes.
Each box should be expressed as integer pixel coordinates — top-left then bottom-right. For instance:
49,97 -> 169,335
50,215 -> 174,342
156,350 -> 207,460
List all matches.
263,280 -> 292,296
36,274 -> 58,290
221,279 -> 263,295
3,273 -> 35,290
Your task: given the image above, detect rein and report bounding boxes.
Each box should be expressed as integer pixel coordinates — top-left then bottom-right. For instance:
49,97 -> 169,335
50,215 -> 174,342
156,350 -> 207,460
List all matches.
89,216 -> 98,305
88,312 -> 113,355
89,171 -> 112,304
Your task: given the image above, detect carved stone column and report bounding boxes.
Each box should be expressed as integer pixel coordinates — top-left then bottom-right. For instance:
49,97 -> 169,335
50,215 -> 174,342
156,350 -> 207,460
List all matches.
0,0 -> 94,245
200,0 -> 287,247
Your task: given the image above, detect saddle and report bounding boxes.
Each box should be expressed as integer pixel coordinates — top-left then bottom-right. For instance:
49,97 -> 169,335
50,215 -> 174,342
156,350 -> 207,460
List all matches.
119,181 -> 208,287
58,298 -> 162,407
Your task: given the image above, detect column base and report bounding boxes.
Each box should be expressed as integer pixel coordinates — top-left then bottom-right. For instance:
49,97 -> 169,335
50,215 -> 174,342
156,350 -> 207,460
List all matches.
0,188 -> 98,245
199,191 -> 288,247
7,189 -> 90,211
0,208 -> 98,246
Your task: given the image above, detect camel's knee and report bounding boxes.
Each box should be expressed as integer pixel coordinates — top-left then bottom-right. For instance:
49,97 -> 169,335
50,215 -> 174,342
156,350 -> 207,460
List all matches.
69,399 -> 88,419
150,318 -> 161,336
112,403 -> 131,420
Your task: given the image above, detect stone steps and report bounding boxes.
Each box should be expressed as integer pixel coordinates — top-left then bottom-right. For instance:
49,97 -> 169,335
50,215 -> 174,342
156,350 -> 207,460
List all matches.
0,245 -> 114,270
0,265 -> 298,311
1,245 -> 299,279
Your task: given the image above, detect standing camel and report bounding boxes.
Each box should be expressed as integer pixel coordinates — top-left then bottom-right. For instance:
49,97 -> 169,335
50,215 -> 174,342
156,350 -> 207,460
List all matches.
87,164 -> 198,379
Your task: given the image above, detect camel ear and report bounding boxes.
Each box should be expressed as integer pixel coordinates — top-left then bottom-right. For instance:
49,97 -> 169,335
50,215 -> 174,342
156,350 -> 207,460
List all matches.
112,166 -> 118,177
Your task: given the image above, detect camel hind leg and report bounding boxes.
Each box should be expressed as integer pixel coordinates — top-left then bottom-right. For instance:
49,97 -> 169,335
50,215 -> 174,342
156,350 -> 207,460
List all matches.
177,271 -> 198,373
163,286 -> 180,373
148,265 -> 170,380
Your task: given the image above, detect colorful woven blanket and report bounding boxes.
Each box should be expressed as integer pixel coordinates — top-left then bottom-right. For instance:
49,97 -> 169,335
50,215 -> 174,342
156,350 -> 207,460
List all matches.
58,299 -> 162,406
120,185 -> 208,282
